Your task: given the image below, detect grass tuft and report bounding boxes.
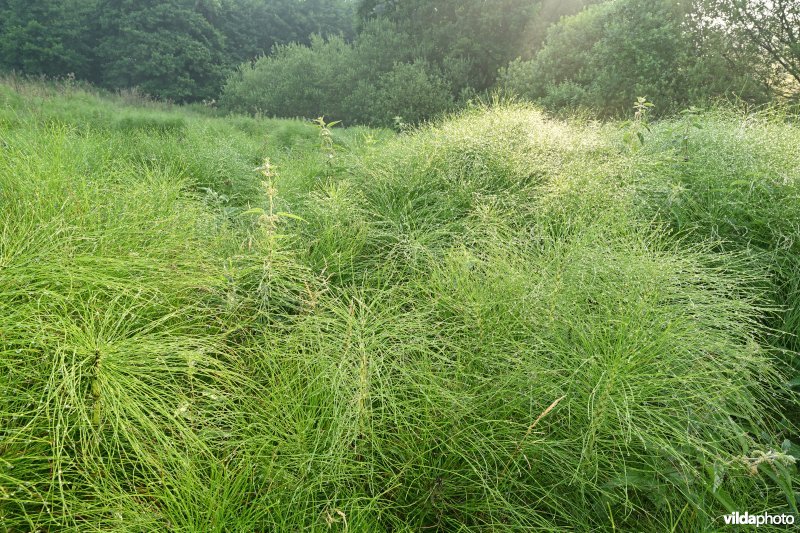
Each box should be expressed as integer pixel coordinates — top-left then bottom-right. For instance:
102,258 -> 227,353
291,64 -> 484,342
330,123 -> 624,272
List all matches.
1,84 -> 798,530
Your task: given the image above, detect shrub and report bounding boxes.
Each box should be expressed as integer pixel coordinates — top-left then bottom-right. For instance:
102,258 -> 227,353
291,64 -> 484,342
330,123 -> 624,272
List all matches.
345,60 -> 454,125
499,0 -> 772,115
220,36 -> 351,119
220,21 -> 450,126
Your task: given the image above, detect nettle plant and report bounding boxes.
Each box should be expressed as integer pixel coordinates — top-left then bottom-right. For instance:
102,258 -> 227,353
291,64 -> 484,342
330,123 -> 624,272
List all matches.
622,96 -> 655,150
250,158 -> 280,232
244,158 -> 303,237
393,115 -> 410,132
677,105 -> 704,161
313,116 -> 340,165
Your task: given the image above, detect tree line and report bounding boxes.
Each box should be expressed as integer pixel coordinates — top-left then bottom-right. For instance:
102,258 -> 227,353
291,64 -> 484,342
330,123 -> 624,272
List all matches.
1,0 -> 798,123
0,0 -> 355,102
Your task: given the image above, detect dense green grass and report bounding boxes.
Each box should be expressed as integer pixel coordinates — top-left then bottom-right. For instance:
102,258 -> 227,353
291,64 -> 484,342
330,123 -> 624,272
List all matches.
1,81 -> 799,531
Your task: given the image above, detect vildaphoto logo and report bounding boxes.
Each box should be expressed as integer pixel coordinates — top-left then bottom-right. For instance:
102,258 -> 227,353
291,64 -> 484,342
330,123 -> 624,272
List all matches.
722,512 -> 795,527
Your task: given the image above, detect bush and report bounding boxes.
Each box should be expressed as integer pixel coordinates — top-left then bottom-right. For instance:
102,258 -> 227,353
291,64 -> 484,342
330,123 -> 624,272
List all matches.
345,60 -> 453,125
499,0 -> 772,115
220,21 -> 452,126
220,36 -> 349,119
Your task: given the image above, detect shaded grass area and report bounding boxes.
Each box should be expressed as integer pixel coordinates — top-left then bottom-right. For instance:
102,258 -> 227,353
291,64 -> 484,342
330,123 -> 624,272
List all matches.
1,82 -> 799,531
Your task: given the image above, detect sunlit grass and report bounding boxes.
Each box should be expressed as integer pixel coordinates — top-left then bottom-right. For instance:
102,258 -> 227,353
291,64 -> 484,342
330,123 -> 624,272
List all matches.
1,82 -> 798,530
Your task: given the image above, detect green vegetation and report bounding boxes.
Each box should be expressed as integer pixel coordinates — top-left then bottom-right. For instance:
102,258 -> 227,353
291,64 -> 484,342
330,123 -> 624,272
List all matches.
0,0 -> 355,102
220,20 -> 455,127
3,1 -> 800,530
5,1 -> 798,123
700,0 -> 800,92
223,0 -> 799,123
499,0 -> 773,115
2,79 -> 800,531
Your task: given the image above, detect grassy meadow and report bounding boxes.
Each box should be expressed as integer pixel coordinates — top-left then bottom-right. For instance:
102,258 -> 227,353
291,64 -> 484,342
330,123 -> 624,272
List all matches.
2,80 -> 800,531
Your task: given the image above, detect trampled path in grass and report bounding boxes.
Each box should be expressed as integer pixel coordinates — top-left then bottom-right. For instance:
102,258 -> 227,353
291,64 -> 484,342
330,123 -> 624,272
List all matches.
2,81 -> 800,531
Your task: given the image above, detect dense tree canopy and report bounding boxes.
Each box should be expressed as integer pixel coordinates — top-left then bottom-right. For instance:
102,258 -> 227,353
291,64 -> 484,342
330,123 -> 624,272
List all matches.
699,0 -> 800,95
499,0 -> 774,115
0,0 -> 99,79
357,0 -> 541,93
0,0 -> 355,101
1,0 -> 797,114
519,0 -> 601,56
217,0 -> 356,67
222,0 -> 605,123
97,0 -> 227,102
